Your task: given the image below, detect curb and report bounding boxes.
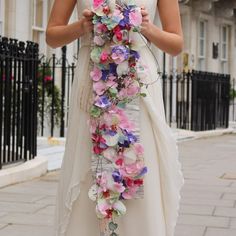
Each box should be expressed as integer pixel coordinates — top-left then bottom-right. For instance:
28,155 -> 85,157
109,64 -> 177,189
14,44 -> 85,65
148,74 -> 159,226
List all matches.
174,127 -> 235,143
194,127 -> 234,139
0,156 -> 48,188
37,136 -> 66,146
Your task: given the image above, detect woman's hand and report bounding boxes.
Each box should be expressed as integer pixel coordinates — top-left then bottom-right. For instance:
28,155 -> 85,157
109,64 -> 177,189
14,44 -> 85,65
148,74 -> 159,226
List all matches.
46,0 -> 95,48
138,0 -> 183,56
81,9 -> 94,35
140,6 -> 154,37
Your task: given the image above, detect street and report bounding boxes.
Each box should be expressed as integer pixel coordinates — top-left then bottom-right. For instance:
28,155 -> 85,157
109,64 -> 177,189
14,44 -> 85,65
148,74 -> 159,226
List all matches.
0,134 -> 235,236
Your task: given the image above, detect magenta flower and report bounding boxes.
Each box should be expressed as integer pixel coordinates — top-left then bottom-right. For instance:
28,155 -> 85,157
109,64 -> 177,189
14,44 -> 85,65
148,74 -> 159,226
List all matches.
100,51 -> 109,63
93,0 -> 104,9
44,76 -> 53,82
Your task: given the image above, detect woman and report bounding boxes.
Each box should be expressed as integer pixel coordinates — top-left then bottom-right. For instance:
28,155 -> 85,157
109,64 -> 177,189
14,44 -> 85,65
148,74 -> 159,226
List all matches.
46,0 -> 185,235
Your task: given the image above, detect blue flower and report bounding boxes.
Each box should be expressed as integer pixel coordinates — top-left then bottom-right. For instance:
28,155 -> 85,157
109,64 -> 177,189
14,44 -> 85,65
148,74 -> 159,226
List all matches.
112,170 -> 123,183
118,139 -> 130,148
124,130 -> 137,143
101,69 -> 109,81
109,63 -> 118,75
95,95 -> 111,108
138,167 -> 148,177
130,50 -> 140,60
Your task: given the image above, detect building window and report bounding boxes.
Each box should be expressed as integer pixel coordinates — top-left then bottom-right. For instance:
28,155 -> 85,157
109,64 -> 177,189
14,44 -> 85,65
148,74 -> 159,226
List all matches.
32,0 -> 47,54
220,25 -> 229,74
0,0 -> 4,35
198,20 -> 207,71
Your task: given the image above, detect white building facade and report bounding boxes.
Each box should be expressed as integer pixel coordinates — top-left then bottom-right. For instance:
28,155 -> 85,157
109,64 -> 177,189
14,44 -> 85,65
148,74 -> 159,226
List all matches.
179,0 -> 236,79
0,0 -> 78,62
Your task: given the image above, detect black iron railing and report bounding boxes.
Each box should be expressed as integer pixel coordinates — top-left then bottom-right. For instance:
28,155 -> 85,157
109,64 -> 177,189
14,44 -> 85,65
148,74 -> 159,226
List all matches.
37,46 -> 76,138
162,70 -> 231,131
230,78 -> 236,122
0,37 -> 39,169
37,59 -> 231,135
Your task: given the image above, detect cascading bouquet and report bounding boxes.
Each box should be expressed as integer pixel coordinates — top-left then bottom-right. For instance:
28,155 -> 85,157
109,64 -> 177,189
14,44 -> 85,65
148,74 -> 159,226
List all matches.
87,0 -> 151,235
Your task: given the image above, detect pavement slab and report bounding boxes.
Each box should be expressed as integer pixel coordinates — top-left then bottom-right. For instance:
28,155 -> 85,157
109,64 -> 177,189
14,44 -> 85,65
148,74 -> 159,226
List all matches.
0,134 -> 235,236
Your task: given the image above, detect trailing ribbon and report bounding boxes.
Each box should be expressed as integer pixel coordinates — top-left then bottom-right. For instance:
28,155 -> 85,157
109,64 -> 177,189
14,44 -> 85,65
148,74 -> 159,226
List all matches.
87,0 -> 152,235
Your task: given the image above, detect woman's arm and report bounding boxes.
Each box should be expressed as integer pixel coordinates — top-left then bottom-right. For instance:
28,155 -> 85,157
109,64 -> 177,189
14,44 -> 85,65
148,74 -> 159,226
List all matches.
46,0 -> 94,48
141,0 -> 184,56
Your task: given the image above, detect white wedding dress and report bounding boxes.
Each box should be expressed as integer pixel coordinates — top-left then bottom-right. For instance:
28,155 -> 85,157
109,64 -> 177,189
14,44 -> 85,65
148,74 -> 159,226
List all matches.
54,0 -> 185,235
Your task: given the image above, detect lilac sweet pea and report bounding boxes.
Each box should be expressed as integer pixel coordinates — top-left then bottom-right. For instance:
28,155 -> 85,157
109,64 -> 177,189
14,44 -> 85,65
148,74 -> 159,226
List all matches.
95,95 -> 112,108
111,45 -> 129,64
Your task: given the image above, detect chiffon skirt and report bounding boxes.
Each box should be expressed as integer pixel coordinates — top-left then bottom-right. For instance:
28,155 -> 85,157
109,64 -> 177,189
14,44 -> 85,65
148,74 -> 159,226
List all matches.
54,44 -> 185,236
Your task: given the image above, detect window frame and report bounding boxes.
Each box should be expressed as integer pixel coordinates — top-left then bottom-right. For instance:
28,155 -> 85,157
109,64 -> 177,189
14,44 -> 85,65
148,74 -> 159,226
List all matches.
0,0 -> 5,35
32,0 -> 48,54
220,25 -> 229,62
197,19 -> 207,71
220,24 -> 230,74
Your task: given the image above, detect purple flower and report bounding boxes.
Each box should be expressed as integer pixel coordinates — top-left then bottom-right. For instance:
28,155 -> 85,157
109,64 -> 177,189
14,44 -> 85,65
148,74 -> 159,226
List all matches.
138,167 -> 148,177
95,95 -> 111,108
109,63 -> 118,75
118,139 -> 130,148
130,50 -> 140,60
112,170 -> 123,183
125,130 -> 137,143
111,45 -> 129,64
101,70 -> 109,81
107,130 -> 117,136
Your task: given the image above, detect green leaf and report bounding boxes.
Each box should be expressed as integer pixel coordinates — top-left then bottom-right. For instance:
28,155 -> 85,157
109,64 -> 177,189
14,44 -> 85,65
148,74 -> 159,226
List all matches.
110,233 -> 118,236
140,92 -> 147,97
109,88 -> 118,97
90,105 -> 102,118
109,221 -> 118,231
117,101 -> 127,108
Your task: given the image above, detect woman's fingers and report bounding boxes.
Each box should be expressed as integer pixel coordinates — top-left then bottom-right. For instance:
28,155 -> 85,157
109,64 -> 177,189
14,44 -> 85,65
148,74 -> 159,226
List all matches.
141,9 -> 148,17
142,15 -> 149,23
140,6 -> 149,23
82,9 -> 94,18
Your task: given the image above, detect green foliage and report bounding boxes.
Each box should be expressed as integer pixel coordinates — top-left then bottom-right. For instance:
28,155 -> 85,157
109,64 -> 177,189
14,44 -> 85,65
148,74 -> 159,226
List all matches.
230,88 -> 236,100
37,64 -> 62,128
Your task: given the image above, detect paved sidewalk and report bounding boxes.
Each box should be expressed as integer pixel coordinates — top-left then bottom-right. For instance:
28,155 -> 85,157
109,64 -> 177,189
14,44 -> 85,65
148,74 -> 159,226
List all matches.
37,124 -> 236,172
0,134 -> 235,235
